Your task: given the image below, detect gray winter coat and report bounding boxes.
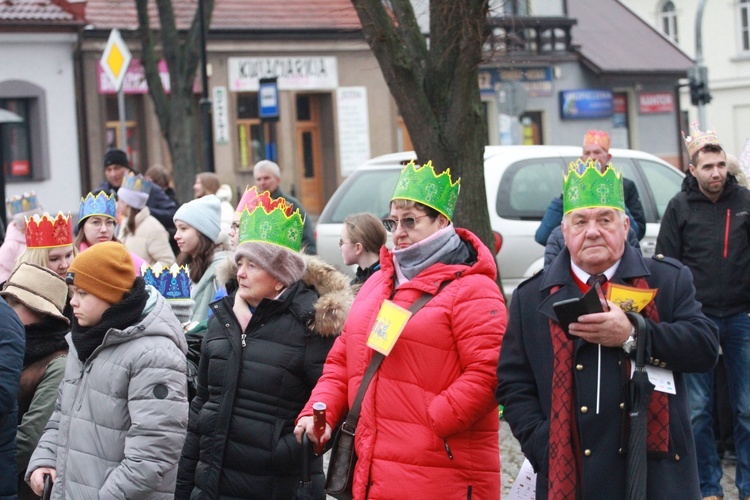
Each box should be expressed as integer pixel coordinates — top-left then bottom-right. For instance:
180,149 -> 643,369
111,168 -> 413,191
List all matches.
26,287 -> 189,499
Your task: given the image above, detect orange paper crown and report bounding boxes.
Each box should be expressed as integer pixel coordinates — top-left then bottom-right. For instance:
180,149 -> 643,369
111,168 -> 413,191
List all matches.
25,212 -> 74,249
583,130 -> 611,151
683,121 -> 721,158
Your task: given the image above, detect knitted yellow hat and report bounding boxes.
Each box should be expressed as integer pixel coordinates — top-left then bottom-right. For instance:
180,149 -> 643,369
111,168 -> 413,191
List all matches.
66,241 -> 135,304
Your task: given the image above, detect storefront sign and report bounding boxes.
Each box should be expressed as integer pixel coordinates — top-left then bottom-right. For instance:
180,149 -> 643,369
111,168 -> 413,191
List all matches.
97,59 -> 199,95
559,89 -> 613,120
479,67 -> 553,97
638,92 -> 674,114
336,87 -> 370,176
228,57 -> 338,91
213,86 -> 229,144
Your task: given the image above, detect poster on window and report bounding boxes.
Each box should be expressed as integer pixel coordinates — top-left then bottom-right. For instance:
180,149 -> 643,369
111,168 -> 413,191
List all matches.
336,87 -> 371,176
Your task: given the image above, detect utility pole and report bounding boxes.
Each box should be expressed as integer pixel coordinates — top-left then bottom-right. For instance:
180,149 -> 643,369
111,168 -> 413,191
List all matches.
198,0 -> 215,172
688,0 -> 711,124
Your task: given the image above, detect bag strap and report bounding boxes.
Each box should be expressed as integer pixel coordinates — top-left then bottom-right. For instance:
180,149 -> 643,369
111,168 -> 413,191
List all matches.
343,281 -> 450,431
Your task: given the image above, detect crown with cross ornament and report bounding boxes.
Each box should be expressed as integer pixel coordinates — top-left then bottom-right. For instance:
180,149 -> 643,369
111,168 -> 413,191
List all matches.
390,160 -> 461,220
683,121 -> 721,158
25,212 -> 74,248
6,192 -> 39,217
141,263 -> 191,300
563,159 -> 625,215
78,192 -> 116,224
237,188 -> 303,252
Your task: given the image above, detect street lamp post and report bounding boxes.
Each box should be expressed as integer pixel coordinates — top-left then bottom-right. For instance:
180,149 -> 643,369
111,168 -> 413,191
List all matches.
690,0 -> 711,125
198,0 -> 214,172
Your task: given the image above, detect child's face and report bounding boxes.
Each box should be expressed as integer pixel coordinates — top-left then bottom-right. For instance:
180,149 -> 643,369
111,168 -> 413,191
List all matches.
69,285 -> 111,327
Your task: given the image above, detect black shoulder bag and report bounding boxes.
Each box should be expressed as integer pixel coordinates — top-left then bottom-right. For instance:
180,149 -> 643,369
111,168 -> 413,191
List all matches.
325,285 -> 447,499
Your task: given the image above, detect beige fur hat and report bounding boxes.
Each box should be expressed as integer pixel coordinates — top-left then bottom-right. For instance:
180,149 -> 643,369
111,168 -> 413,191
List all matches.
1,263 -> 69,324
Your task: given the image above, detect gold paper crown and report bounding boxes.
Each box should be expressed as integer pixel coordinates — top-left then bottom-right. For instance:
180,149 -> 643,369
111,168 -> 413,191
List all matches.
25,212 -> 74,249
583,130 -> 610,151
6,192 -> 39,217
122,173 -> 153,194
684,122 -> 721,158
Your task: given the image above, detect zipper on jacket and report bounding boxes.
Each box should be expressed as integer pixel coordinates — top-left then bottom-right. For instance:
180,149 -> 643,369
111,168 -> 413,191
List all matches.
443,439 -> 454,459
241,333 -> 246,348
467,485 -> 473,499
724,208 -> 731,258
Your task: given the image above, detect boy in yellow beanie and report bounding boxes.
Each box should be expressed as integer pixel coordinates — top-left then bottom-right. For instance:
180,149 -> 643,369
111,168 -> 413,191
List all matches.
26,241 -> 188,498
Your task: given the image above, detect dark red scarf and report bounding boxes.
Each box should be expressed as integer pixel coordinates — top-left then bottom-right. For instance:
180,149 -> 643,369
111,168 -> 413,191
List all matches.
548,275 -> 669,499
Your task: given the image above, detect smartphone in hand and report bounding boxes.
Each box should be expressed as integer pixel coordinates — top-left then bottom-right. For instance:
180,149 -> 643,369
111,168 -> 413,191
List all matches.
553,281 -> 608,338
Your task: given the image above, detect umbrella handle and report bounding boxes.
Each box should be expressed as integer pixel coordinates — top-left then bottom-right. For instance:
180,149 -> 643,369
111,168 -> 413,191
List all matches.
300,433 -> 311,484
626,312 -> 647,369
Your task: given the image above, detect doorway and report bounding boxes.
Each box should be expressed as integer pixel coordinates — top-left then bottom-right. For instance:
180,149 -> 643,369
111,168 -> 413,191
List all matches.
295,94 -> 324,213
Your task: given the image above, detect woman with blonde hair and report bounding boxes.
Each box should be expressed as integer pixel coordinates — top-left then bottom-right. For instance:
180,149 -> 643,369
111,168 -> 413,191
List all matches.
340,212 -> 387,289
117,173 -> 175,266
15,213 -> 76,281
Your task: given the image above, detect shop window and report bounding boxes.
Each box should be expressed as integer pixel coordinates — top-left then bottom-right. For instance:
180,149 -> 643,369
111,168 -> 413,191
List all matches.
105,95 -> 144,172
0,81 -> 49,182
236,93 -> 267,170
658,1 -> 679,44
740,0 -> 750,52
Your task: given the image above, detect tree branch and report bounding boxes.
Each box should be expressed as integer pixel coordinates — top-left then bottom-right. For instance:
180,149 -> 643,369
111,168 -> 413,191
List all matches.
135,0 -> 170,134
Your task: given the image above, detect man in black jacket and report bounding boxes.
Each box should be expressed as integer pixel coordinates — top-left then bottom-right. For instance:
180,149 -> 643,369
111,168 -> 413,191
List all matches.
95,149 -> 179,254
656,124 -> 750,500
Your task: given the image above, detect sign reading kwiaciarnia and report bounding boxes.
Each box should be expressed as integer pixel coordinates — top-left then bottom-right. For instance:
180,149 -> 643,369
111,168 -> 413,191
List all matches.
100,29 -> 132,92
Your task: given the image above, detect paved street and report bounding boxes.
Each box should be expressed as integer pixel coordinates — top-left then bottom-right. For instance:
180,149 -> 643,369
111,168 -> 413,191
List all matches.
500,420 -> 739,499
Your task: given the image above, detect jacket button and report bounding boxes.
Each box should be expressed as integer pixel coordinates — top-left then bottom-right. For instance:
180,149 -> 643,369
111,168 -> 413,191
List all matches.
584,449 -> 591,456
214,304 -> 218,309
620,402 -> 625,410
660,362 -> 667,368
618,448 -> 624,455
653,358 -> 661,365
576,364 -> 584,371
225,323 -> 230,327
674,454 -> 680,461
580,406 -> 588,414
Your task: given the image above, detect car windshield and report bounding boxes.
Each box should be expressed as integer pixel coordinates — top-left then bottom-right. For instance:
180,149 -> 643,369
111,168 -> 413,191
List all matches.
326,169 -> 400,223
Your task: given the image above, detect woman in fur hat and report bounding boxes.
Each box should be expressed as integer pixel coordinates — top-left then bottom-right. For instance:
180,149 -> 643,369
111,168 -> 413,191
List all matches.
1,264 -> 69,500
175,190 -> 352,500
173,194 -> 231,324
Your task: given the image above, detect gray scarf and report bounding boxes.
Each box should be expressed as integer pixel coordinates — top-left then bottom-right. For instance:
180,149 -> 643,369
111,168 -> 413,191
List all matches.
393,225 -> 462,284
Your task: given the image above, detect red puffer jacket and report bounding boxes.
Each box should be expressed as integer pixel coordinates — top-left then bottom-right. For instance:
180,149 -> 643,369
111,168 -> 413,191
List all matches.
301,228 -> 506,499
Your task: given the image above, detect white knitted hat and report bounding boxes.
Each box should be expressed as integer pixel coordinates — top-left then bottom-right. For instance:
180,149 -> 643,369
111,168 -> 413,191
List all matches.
174,194 -> 222,243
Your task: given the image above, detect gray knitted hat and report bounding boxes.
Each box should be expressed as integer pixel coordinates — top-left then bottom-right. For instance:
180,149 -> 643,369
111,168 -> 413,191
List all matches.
234,241 -> 306,287
174,194 -> 222,243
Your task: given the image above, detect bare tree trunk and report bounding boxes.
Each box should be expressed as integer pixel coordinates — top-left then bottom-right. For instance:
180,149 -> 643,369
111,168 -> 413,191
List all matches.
134,0 -> 214,201
351,0 -> 502,291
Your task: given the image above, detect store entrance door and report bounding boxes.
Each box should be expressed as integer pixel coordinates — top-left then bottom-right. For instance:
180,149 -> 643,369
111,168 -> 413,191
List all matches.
294,94 -> 324,213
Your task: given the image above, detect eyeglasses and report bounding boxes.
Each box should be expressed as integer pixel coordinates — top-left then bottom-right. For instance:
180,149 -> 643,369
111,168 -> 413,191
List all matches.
382,214 -> 430,233
230,221 -> 240,233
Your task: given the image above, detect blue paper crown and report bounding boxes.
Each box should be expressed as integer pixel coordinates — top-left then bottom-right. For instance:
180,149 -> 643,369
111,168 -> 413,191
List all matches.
141,263 -> 191,300
6,192 -> 39,216
79,192 -> 116,223
122,173 -> 153,194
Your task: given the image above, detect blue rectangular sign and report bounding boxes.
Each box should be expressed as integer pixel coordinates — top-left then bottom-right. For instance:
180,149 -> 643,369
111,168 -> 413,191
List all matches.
259,79 -> 279,120
559,89 -> 613,120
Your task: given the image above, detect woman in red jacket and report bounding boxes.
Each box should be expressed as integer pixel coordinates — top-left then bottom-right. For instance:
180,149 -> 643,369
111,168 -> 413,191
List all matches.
296,161 -> 507,499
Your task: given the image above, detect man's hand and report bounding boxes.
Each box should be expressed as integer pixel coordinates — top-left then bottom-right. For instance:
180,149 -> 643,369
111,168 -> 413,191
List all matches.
294,416 -> 332,447
29,468 -> 56,496
569,300 -> 632,347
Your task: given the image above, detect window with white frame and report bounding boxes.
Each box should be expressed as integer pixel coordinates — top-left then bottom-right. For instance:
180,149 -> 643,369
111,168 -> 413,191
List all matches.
740,0 -> 750,52
658,0 -> 679,43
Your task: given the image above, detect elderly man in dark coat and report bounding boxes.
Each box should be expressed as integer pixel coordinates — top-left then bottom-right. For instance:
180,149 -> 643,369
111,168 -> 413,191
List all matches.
497,161 -> 719,499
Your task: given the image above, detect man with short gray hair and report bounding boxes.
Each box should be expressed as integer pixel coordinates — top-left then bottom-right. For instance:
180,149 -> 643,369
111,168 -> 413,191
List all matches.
253,160 -> 316,254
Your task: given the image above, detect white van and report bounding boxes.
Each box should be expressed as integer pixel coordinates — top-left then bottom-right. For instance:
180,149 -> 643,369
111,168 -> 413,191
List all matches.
315,145 -> 684,296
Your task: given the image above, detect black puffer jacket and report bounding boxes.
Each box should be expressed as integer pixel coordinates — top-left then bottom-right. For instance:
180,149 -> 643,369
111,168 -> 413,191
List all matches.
656,173 -> 750,316
176,257 -> 352,500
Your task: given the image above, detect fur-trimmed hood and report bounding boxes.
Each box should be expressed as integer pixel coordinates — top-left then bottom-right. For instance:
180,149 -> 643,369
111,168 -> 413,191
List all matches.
215,253 -> 353,338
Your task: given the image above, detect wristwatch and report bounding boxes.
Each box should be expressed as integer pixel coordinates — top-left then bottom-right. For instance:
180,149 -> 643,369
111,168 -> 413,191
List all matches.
622,324 -> 637,354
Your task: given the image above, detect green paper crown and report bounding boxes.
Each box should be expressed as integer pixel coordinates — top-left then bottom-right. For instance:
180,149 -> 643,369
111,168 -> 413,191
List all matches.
563,159 -> 625,214
391,160 -> 461,220
237,192 -> 304,252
